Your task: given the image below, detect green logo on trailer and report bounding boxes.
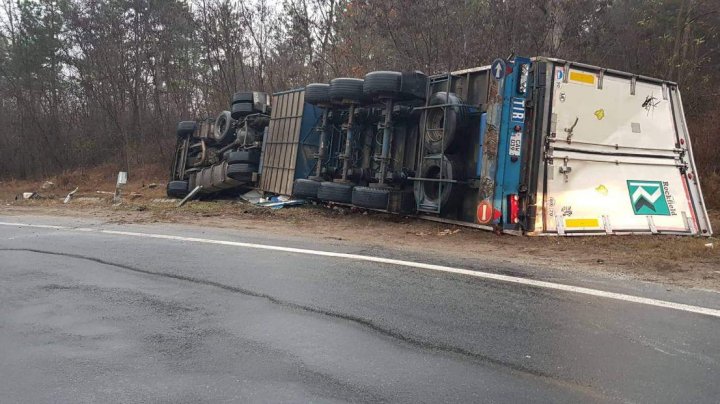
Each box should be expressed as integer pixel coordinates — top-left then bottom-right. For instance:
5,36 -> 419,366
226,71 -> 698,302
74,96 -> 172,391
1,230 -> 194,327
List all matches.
626,180 -> 670,215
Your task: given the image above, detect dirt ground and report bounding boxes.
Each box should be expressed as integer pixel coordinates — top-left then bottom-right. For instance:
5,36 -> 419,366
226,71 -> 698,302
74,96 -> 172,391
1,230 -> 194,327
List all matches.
1,167 -> 719,291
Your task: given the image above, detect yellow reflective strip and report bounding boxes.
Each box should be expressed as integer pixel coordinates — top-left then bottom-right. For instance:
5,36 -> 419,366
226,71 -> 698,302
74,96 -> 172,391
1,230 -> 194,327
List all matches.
565,218 -> 600,228
568,70 -> 596,85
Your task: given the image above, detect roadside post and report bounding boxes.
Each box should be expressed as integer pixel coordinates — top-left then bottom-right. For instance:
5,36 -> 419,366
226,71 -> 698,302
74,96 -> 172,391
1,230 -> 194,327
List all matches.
113,171 -> 128,204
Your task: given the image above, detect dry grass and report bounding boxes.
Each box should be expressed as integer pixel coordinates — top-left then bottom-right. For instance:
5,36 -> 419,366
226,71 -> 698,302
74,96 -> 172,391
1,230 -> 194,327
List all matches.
0,163 -> 168,201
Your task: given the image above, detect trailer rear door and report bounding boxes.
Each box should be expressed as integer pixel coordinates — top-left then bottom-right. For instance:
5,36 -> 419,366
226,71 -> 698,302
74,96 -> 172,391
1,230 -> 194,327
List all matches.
541,64 -> 711,235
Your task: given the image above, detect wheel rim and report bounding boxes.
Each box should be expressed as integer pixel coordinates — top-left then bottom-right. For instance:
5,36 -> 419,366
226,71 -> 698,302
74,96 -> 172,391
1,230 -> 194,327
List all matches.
423,165 -> 441,200
426,109 -> 445,143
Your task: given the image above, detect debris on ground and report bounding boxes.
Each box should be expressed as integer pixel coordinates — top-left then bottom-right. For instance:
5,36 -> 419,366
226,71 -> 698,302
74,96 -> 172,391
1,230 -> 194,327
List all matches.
239,190 -> 305,209
239,189 -> 264,204
437,228 -> 461,236
259,199 -> 305,209
21,192 -> 38,200
41,181 -> 54,190
177,185 -> 202,207
330,205 -> 350,214
147,183 -> 158,189
63,187 -> 79,204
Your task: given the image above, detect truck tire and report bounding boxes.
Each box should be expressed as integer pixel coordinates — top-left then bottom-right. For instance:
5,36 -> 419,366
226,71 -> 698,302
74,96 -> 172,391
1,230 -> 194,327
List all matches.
226,163 -> 256,182
231,91 -> 254,104
176,121 -> 197,138
231,102 -> 254,119
214,111 -> 236,143
415,155 -> 456,209
363,71 -> 402,99
317,181 -> 353,203
422,92 -> 468,154
167,180 -> 189,198
293,178 -> 321,199
225,149 -> 260,165
352,186 -> 390,210
305,83 -> 331,105
329,78 -> 365,104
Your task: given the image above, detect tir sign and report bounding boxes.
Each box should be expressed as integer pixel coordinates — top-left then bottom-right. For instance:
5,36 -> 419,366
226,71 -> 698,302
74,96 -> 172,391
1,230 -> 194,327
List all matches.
511,98 -> 525,123
509,99 -> 524,159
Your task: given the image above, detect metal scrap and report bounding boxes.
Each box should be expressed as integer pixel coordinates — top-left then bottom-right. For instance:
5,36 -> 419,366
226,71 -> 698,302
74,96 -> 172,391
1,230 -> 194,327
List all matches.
258,199 -> 305,209
239,190 -> 305,209
177,185 -> 203,207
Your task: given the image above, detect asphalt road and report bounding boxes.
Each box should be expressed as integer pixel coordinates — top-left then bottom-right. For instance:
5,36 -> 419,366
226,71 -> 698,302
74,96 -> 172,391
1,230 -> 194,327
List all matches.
1,215 -> 719,403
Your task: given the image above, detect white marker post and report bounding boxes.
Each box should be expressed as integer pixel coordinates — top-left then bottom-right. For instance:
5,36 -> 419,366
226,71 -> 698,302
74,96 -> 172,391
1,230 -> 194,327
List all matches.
113,171 -> 128,204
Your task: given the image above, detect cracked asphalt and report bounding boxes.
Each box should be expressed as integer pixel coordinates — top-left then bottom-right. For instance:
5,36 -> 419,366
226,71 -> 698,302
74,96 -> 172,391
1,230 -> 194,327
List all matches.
1,215 -> 719,403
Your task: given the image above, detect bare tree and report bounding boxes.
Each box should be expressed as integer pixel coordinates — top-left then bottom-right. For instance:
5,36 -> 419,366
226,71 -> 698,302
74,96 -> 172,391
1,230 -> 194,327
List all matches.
0,0 -> 717,199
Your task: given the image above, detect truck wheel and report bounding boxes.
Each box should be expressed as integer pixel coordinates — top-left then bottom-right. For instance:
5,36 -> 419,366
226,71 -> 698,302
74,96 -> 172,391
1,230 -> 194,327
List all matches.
363,71 -> 402,99
415,155 -> 456,208
231,91 -> 254,104
176,121 -> 197,138
226,149 -> 260,165
329,78 -> 365,104
351,186 -> 389,210
422,92 -> 468,154
214,111 -> 236,143
167,180 -> 189,198
293,179 -> 321,199
231,102 -> 254,119
226,163 -> 256,182
317,181 -> 354,203
305,83 -> 331,105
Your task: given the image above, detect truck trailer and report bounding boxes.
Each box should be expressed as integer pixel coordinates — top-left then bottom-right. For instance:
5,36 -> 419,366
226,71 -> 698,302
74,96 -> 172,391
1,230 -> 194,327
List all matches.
168,56 -> 712,237
440,56 -> 713,236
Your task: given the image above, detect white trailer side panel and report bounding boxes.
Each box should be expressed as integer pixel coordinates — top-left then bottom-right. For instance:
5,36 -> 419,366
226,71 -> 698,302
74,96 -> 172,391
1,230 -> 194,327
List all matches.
545,153 -> 697,234
541,65 -> 711,235
550,70 -> 677,151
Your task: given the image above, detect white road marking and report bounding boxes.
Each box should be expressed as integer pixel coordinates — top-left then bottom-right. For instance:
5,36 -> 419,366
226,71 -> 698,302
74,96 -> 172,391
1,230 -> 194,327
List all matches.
1,223 -> 67,230
1,220 -> 720,319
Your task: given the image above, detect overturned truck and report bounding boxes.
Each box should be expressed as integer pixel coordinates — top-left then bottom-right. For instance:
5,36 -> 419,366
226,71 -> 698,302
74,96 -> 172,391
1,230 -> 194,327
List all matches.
168,92 -> 272,198
168,56 -> 712,237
